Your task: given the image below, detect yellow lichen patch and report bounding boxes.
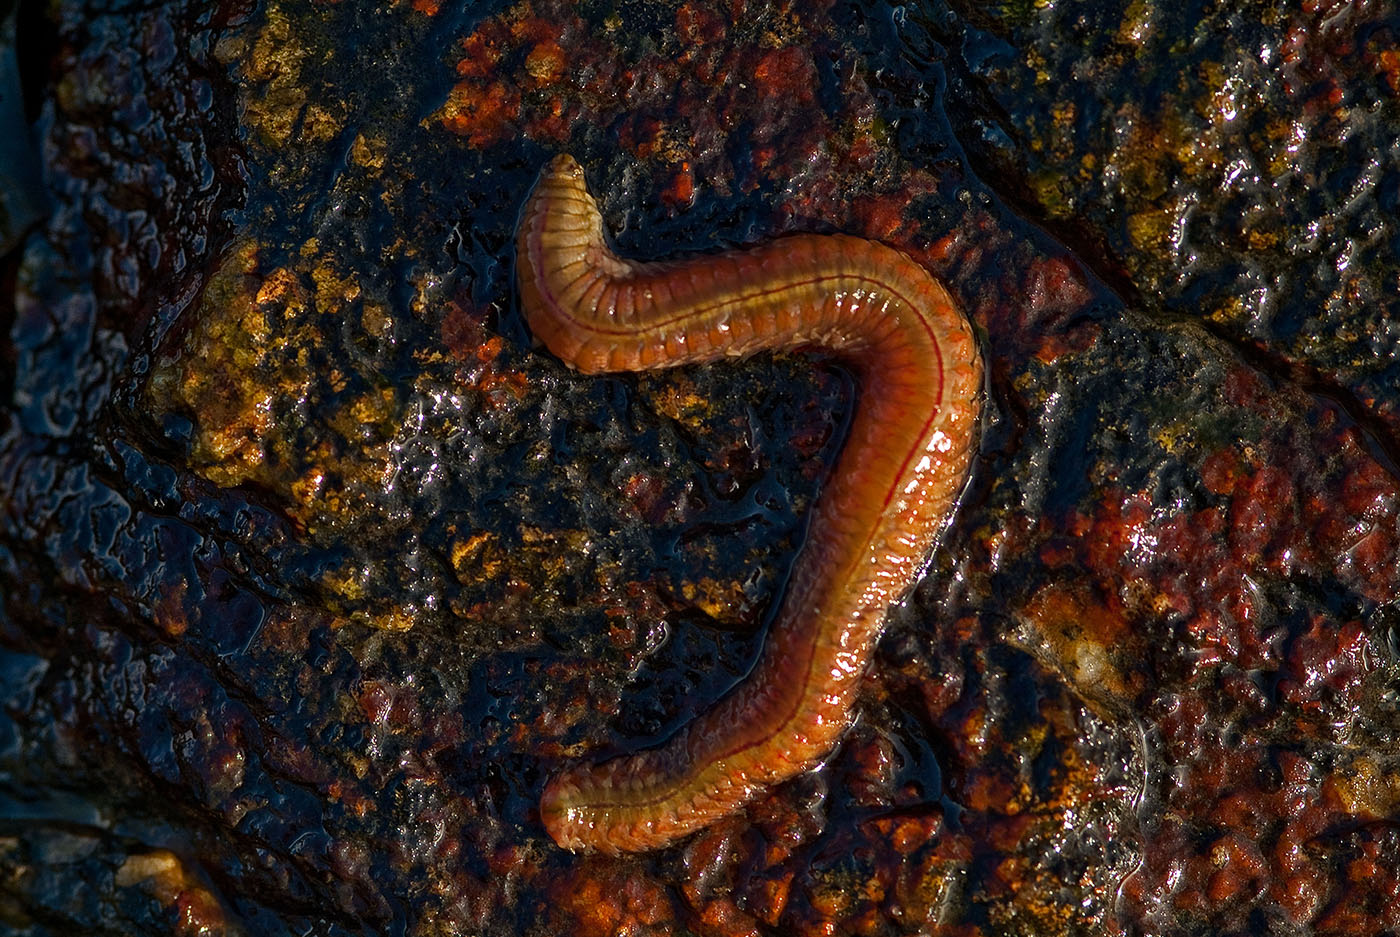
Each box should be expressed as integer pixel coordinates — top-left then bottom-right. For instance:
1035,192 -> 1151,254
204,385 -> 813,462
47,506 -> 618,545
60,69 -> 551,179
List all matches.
806,863 -> 882,924
254,266 -> 304,311
894,849 -> 965,929
1325,757 -> 1400,819
361,300 -> 395,341
680,576 -> 749,623
294,442 -> 392,523
146,240 -> 308,492
987,863 -> 1078,935
451,531 -> 505,583
451,523 -> 597,603
643,374 -> 713,427
1246,227 -> 1280,251
288,464 -> 327,511
302,102 -> 345,146
147,236 -> 398,538
226,6 -> 312,147
217,1 -> 346,149
1103,102 -> 1178,201
1264,117 -> 1306,178
322,559 -> 371,603
1153,417 -> 1193,456
1208,295 -> 1248,327
1027,167 -> 1072,218
329,387 -> 398,445
1380,46 -> 1400,94
349,133 -> 388,171
519,525 -> 591,585
1116,0 -> 1155,46
1050,98 -> 1077,136
115,851 -> 233,937
236,7 -> 301,84
1173,129 -> 1223,183
358,606 -> 418,632
310,256 -> 363,309
1127,207 -> 1173,253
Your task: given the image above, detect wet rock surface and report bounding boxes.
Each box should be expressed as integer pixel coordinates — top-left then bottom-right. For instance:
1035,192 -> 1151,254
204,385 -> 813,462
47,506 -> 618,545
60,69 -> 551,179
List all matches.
0,0 -> 1396,934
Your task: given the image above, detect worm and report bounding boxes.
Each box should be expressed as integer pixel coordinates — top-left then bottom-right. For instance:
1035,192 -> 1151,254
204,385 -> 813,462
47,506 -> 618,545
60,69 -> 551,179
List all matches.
518,155 -> 982,853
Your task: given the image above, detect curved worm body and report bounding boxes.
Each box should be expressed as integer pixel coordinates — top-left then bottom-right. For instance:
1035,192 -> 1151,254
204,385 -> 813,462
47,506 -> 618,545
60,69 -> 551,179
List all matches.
519,155 -> 982,853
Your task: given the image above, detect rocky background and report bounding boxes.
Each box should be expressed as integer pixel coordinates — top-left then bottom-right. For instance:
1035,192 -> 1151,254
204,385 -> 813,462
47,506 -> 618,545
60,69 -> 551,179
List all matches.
0,0 -> 1396,934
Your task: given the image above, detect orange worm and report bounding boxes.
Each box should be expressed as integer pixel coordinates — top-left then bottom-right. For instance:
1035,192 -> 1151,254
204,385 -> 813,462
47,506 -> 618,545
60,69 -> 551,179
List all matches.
519,155 -> 982,853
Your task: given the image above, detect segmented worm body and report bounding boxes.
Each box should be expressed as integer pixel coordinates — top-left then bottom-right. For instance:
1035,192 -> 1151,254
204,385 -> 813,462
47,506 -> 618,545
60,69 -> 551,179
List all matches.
519,155 -> 982,853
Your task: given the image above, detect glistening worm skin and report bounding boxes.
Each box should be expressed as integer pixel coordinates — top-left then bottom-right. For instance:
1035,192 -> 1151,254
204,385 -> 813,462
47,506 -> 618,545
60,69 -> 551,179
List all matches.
519,155 -> 982,854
